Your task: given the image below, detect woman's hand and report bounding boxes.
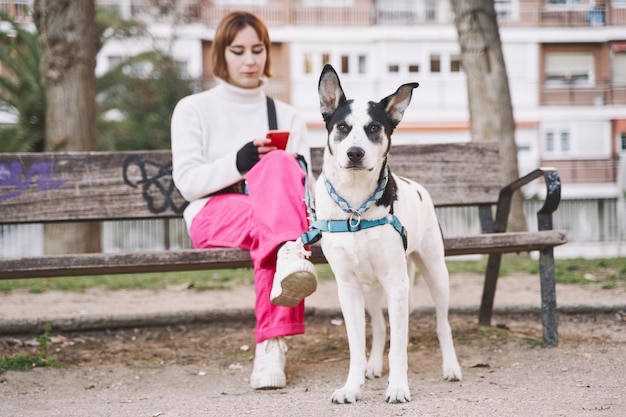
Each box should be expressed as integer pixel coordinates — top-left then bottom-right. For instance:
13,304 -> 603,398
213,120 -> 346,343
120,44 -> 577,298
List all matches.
253,138 -> 277,157
236,139 -> 277,173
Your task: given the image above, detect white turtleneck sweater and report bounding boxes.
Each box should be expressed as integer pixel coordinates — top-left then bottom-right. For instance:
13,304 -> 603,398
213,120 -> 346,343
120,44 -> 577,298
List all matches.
171,79 -> 311,229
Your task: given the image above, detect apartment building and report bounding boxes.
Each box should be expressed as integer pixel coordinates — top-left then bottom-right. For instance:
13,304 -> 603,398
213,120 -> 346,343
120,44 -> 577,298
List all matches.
2,0 -> 626,211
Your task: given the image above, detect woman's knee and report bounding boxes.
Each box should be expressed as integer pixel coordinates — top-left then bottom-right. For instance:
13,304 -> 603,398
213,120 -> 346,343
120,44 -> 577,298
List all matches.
262,150 -> 297,167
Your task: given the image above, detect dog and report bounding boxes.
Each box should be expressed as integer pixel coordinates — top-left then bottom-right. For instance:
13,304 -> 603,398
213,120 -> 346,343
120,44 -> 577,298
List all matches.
310,64 -> 463,404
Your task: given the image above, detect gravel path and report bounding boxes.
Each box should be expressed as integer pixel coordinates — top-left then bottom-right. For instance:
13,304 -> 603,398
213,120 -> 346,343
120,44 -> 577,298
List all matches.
1,272 -> 625,417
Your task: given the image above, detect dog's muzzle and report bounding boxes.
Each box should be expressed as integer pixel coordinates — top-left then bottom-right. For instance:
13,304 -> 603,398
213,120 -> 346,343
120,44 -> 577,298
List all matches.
347,146 -> 365,162
344,146 -> 366,168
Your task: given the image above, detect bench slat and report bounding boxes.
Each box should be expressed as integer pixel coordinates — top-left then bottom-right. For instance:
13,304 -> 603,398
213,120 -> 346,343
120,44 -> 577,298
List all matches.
0,248 -> 254,279
1,142 -> 502,224
0,151 -> 185,224
0,230 -> 566,280
443,230 -> 567,256
312,142 -> 502,207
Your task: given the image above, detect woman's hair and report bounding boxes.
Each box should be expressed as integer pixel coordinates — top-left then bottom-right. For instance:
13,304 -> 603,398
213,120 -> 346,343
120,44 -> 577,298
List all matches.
211,11 -> 272,81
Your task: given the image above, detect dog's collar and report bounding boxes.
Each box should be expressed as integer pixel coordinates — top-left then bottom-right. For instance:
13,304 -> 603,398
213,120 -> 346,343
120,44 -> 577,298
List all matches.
322,164 -> 389,218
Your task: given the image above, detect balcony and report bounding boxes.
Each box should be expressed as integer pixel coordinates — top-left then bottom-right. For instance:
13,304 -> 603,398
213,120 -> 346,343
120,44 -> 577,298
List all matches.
539,4 -> 626,27
495,3 -> 626,27
541,82 -> 626,106
540,158 -> 619,184
197,5 -> 432,27
6,1 -> 626,28
195,4 -> 626,28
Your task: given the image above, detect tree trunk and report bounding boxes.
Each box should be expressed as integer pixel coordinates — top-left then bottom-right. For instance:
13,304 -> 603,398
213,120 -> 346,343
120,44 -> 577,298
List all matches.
450,0 -> 527,233
34,0 -> 101,254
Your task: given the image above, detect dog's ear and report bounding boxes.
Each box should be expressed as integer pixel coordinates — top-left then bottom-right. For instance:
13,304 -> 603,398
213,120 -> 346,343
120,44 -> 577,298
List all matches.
318,64 -> 346,121
379,83 -> 419,128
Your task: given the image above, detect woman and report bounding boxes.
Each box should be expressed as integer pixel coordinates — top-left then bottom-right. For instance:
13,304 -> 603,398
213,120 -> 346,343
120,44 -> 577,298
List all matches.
171,11 -> 317,389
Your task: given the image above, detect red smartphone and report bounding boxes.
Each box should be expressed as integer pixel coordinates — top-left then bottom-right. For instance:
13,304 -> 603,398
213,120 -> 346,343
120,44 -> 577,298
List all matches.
266,130 -> 290,150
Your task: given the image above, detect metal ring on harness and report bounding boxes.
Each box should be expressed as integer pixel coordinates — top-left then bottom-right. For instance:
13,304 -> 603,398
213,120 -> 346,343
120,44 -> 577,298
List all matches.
349,210 -> 361,230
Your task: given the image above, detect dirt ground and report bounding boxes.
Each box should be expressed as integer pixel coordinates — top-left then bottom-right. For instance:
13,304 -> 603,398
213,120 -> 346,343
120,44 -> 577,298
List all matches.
1,275 -> 625,417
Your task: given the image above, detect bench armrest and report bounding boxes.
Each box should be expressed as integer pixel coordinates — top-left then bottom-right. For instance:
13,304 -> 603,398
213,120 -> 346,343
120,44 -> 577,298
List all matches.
493,168 -> 562,233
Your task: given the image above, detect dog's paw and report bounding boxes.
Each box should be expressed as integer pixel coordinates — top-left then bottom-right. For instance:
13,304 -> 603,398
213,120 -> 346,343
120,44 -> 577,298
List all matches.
331,387 -> 360,404
365,368 -> 381,380
365,362 -> 382,379
443,360 -> 463,382
385,385 -> 411,403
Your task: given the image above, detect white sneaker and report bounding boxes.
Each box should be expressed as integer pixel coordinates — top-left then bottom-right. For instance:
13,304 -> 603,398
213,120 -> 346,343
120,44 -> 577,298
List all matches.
250,337 -> 287,389
270,239 -> 318,307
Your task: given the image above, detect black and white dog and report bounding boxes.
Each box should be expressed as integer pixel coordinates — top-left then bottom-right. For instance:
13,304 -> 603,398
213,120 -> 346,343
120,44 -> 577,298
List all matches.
310,65 -> 463,404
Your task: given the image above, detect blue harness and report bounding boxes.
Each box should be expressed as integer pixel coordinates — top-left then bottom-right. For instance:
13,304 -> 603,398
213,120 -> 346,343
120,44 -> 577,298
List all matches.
299,164 -> 407,250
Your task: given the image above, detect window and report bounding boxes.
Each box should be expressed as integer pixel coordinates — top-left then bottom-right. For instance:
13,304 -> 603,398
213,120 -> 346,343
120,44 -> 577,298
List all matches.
546,131 -> 555,152
545,52 -> 594,86
545,129 -> 571,153
560,131 -> 570,152
545,0 -> 593,8
430,54 -> 441,73
341,55 -> 349,73
494,0 -> 517,21
408,64 -> 420,73
358,55 -> 367,74
614,51 -> 626,86
301,51 -> 366,76
450,54 -> 462,72
388,64 -> 400,73
425,0 -> 437,21
304,53 -> 313,74
621,133 -> 626,152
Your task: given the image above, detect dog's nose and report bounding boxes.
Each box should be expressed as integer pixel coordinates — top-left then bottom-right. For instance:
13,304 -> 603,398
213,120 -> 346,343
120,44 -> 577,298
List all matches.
347,146 -> 365,162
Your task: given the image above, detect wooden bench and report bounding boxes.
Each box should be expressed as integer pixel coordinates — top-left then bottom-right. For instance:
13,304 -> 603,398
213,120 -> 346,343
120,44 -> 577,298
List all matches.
0,142 -> 567,345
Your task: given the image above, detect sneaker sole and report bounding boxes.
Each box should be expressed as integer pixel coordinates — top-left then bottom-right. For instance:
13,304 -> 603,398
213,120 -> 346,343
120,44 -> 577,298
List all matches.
271,270 -> 317,307
250,373 -> 286,389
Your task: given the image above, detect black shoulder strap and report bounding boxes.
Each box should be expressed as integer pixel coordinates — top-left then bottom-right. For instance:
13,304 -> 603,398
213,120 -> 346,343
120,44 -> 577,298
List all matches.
266,96 -> 277,130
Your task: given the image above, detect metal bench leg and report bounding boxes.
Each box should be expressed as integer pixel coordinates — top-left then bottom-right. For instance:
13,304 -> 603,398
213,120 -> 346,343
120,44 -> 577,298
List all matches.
479,253 -> 502,326
539,247 -> 558,346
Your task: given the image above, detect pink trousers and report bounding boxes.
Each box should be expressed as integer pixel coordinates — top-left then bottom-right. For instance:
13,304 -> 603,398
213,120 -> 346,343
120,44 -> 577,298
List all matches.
189,151 -> 310,343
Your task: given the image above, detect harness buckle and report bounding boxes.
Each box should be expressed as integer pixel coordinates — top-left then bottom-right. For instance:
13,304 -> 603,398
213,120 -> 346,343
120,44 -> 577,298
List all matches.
348,211 -> 361,231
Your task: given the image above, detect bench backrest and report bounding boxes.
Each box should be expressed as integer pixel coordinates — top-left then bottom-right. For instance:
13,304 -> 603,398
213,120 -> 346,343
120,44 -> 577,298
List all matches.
0,142 -> 502,225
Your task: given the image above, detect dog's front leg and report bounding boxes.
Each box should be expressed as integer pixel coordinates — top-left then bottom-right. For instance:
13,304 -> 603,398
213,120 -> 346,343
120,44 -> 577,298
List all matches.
384,274 -> 411,403
363,284 -> 385,379
332,281 -> 367,404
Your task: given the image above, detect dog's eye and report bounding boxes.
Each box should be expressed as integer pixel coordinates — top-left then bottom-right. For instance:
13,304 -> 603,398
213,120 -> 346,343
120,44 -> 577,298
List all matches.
337,123 -> 350,134
367,124 -> 381,134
